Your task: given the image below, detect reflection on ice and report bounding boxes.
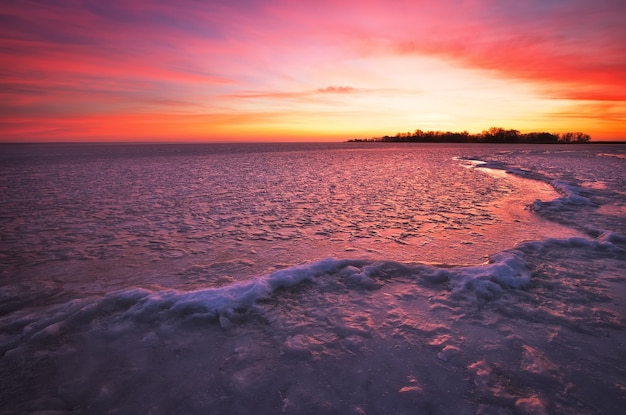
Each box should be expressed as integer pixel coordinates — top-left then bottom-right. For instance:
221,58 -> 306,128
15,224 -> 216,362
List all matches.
1,144 -> 585,297
1,143 -> 625,414
2,235 -> 625,414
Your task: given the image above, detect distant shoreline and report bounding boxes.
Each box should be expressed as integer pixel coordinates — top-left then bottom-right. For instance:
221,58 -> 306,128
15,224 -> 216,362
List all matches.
0,139 -> 625,145
348,127 -> 598,144
347,139 -> 626,144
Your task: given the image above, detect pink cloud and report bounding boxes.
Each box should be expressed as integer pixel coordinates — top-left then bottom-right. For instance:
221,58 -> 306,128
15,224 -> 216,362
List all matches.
317,86 -> 357,94
1,0 -> 624,140
257,0 -> 626,100
368,1 -> 626,101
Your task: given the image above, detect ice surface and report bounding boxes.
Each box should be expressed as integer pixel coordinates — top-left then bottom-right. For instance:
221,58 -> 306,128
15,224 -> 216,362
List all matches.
0,143 -> 582,295
1,143 -> 625,414
2,235 -> 624,414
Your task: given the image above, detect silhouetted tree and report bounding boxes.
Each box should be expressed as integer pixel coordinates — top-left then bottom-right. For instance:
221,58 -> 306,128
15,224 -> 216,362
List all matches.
350,127 -> 591,144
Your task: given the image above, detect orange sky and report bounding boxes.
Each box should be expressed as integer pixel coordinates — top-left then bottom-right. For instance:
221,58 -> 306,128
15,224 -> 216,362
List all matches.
1,0 -> 625,142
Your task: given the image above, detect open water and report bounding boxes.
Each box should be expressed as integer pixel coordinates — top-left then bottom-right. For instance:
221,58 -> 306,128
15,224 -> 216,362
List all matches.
1,142 -> 625,414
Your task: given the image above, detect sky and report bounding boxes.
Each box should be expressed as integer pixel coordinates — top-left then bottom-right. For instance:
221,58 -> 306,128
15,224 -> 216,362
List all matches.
1,0 -> 625,142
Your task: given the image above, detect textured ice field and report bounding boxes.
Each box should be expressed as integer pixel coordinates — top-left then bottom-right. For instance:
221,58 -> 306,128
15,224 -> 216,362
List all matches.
1,143 -> 625,414
1,143 -> 581,292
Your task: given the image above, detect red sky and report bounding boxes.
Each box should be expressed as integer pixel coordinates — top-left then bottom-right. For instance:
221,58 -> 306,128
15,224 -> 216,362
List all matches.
1,0 -> 625,142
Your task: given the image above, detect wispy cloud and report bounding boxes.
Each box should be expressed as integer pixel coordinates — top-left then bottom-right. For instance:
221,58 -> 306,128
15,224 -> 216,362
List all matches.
317,86 -> 357,94
1,0 -> 624,141
223,86 -> 361,100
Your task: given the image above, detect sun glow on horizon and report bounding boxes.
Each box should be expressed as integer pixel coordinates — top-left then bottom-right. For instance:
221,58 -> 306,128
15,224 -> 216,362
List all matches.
1,1 -> 625,142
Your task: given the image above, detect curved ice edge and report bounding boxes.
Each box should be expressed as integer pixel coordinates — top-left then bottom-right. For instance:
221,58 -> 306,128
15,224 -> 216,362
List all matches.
19,237 -> 624,345
498,164 -> 626,241
456,156 -> 595,208
533,179 -> 594,207
457,156 -> 612,242
503,166 -> 595,209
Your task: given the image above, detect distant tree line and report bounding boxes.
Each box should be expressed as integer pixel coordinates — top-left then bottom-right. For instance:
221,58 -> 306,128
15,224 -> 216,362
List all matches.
349,127 -> 591,144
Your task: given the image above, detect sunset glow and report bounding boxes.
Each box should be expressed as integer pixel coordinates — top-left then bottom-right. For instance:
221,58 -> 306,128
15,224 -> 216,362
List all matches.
2,0 -> 625,142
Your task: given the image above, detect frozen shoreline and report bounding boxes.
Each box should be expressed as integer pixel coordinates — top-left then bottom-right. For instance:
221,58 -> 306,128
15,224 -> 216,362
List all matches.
1,143 -> 625,414
2,234 -> 624,414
